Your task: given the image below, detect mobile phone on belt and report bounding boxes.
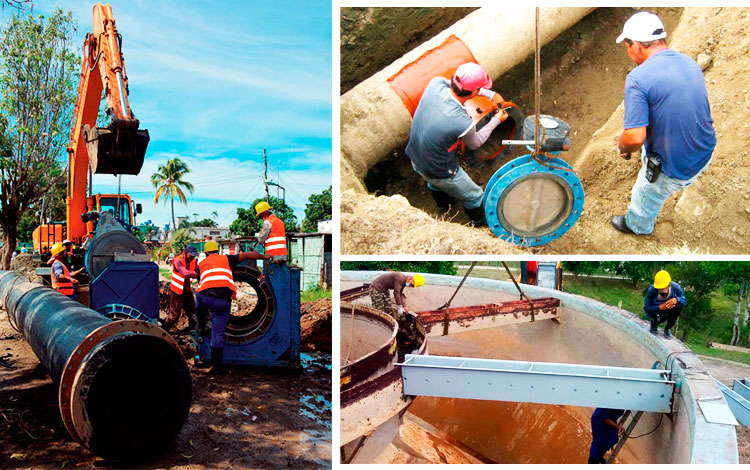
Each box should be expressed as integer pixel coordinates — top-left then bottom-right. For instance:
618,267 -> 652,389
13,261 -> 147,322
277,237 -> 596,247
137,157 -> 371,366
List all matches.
645,152 -> 662,183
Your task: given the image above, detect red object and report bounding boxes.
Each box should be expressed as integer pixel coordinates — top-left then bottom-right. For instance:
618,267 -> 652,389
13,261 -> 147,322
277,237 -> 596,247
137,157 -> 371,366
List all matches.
170,253 -> 196,295
51,260 -> 74,296
197,254 -> 237,299
264,214 -> 288,257
388,35 -> 477,116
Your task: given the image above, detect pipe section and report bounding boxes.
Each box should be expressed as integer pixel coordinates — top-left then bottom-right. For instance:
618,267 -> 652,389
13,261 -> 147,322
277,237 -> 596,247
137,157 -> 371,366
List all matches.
0,271 -> 191,462
340,7 -> 594,186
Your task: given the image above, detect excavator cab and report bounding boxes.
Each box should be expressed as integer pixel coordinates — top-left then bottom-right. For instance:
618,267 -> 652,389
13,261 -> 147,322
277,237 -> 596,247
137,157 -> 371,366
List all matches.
84,119 -> 149,175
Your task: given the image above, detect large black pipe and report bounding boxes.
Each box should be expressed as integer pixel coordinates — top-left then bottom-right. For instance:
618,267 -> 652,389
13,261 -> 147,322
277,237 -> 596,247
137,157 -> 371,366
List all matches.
0,270 -> 191,462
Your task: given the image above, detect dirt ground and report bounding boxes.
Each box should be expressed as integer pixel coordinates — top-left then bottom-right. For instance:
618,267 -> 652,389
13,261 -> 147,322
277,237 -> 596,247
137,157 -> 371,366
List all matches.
341,7 -> 750,254
0,297 -> 332,469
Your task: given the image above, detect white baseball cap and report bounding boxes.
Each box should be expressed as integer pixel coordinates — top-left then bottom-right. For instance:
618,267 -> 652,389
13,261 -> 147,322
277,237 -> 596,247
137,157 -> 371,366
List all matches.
616,12 -> 667,44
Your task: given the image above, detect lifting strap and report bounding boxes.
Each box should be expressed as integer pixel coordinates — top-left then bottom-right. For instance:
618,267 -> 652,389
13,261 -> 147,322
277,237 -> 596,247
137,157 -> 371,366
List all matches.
501,261 -> 535,321
439,261 -> 477,310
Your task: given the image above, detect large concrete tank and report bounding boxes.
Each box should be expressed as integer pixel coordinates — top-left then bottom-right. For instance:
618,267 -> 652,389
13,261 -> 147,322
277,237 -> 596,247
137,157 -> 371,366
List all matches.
341,271 -> 739,464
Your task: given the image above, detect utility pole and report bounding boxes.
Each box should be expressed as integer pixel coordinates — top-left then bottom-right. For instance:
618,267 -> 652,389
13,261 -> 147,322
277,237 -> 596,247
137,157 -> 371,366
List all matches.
263,147 -> 269,202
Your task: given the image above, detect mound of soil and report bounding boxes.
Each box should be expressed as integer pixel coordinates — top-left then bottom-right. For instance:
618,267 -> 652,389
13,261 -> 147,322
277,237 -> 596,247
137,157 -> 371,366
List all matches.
9,254 -> 38,279
341,188 -> 522,255
301,298 -> 332,353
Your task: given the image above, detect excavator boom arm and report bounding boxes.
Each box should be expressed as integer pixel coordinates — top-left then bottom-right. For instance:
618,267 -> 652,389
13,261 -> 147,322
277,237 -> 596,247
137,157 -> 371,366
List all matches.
66,2 -> 149,243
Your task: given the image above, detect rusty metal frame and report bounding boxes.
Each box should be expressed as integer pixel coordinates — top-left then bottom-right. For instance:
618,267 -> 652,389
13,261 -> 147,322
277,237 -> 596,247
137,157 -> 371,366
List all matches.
417,297 -> 560,337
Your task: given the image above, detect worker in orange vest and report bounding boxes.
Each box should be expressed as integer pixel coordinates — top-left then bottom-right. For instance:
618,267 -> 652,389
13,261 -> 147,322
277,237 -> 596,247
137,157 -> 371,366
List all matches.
163,245 -> 199,332
195,240 -> 267,374
255,201 -> 287,263
49,242 -> 84,299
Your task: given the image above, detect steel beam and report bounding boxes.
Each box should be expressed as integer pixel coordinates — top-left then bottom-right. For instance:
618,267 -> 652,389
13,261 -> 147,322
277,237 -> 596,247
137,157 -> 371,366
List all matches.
417,297 -> 560,337
400,354 -> 674,413
717,380 -> 750,427
340,283 -> 370,301
733,378 -> 750,401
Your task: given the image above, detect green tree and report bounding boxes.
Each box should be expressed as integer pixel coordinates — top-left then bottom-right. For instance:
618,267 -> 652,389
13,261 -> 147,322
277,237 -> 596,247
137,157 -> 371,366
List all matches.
16,211 -> 38,243
562,261 -> 600,280
602,261 -> 660,288
229,196 -> 298,237
169,227 -> 195,254
192,217 -> 217,227
341,261 -> 457,276
151,158 -> 194,231
669,261 -> 726,341
302,186 -> 331,232
0,10 -> 77,269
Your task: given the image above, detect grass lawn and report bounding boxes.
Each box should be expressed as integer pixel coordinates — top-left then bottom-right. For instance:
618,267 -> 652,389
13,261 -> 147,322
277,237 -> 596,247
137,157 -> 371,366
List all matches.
159,268 -> 171,280
301,286 -> 332,303
564,277 -> 750,365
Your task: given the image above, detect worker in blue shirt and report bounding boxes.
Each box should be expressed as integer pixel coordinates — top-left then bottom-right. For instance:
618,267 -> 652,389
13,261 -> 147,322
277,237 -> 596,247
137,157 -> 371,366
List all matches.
611,12 -> 715,235
589,408 -> 625,464
644,270 -> 687,338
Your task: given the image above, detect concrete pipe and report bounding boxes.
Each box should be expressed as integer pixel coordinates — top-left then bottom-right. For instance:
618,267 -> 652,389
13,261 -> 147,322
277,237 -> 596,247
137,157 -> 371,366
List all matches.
341,271 -> 739,464
0,270 -> 191,462
340,7 -> 595,186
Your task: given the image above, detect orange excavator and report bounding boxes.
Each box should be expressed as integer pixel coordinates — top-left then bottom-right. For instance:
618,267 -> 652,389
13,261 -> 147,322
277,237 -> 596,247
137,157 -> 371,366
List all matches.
33,3 -> 149,253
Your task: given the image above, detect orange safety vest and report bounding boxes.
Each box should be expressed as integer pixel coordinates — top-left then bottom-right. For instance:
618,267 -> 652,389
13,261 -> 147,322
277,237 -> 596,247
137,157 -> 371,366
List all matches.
51,260 -> 74,296
197,254 -> 236,299
264,214 -> 287,257
170,253 -> 197,295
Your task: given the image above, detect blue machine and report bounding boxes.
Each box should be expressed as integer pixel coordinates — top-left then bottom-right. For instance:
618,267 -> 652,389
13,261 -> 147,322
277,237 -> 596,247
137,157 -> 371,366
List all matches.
483,115 -> 585,247
197,262 -> 301,369
86,212 -> 159,322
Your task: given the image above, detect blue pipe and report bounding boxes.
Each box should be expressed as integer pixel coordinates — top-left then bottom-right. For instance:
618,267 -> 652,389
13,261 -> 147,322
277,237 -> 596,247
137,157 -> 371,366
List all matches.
0,270 -> 191,462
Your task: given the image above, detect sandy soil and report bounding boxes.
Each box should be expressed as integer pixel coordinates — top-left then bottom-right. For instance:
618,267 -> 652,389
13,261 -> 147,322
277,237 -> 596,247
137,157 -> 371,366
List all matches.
0,299 -> 332,469
341,7 -> 750,254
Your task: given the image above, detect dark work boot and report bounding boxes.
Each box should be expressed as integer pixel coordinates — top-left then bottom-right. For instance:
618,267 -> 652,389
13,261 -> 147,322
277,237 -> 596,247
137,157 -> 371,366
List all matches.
210,347 -> 228,375
430,189 -> 455,215
664,328 -> 672,338
649,321 -> 658,335
465,204 -> 487,227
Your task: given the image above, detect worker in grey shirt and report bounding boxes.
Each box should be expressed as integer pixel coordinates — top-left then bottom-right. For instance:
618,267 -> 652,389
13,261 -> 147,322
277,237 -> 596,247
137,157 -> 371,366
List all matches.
255,201 -> 287,263
406,62 -> 508,226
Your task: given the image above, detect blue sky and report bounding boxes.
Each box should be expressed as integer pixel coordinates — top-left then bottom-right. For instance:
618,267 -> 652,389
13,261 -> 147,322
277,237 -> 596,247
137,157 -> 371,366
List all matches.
2,0 -> 331,230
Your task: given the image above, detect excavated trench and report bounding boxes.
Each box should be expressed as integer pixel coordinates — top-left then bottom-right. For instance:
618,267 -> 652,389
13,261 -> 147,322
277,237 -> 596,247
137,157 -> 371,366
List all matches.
340,271 -> 739,464
357,7 -> 683,226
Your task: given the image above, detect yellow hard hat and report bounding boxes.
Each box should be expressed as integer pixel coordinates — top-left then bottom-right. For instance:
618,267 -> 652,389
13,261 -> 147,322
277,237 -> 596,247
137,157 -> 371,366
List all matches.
413,274 -> 425,287
203,240 -> 219,253
50,242 -> 66,256
654,270 -> 671,289
255,201 -> 271,217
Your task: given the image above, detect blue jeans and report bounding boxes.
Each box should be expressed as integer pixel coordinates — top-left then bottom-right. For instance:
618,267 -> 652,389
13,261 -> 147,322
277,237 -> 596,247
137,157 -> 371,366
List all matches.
196,292 -> 231,349
413,164 -> 484,209
625,149 -> 709,234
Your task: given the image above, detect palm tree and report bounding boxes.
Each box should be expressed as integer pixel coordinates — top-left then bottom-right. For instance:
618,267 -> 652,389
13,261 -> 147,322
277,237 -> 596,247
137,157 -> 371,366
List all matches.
151,158 -> 194,231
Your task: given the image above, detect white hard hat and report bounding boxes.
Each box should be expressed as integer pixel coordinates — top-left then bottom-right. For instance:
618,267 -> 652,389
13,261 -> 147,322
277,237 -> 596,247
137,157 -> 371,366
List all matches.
616,12 -> 667,44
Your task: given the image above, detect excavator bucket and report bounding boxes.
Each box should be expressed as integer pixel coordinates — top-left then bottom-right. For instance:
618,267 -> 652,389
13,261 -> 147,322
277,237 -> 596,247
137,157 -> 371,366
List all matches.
84,121 -> 149,175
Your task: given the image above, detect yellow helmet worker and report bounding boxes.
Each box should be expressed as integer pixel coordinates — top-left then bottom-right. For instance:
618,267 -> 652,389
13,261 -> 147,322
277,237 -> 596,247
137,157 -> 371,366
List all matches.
653,270 -> 671,289
646,270 -> 685,338
413,274 -> 425,287
254,201 -> 271,216
254,201 -> 287,263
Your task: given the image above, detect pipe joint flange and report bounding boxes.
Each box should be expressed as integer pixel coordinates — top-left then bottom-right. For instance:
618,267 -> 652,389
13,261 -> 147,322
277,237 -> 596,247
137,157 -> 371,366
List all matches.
58,319 -> 176,445
484,154 -> 584,246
